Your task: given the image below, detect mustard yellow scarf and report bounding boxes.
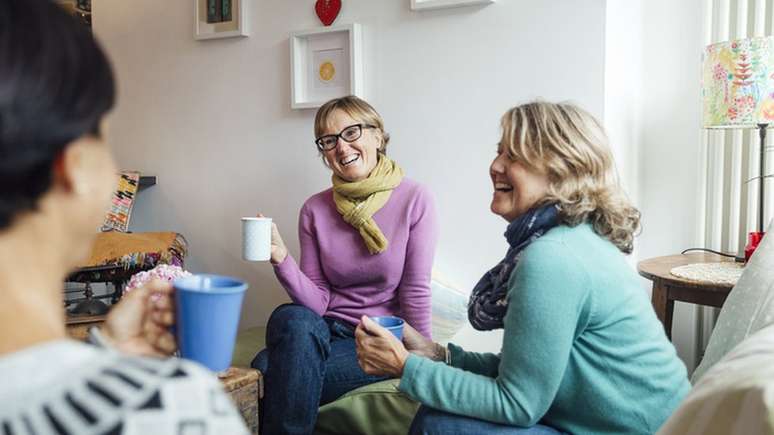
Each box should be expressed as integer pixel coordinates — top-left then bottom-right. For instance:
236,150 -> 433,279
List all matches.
332,155 -> 404,254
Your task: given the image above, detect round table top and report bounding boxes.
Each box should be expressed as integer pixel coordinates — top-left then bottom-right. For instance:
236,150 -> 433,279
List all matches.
637,252 -> 737,291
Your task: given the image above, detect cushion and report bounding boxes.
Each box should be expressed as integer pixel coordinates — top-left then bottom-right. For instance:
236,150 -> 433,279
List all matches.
657,324 -> 774,434
691,223 -> 774,382
429,272 -> 468,344
315,379 -> 420,435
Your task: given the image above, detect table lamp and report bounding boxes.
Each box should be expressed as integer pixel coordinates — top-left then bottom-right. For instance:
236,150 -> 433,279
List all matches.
702,36 -> 774,260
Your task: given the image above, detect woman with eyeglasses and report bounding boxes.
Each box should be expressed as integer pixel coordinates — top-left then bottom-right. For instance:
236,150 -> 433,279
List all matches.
251,96 -> 438,434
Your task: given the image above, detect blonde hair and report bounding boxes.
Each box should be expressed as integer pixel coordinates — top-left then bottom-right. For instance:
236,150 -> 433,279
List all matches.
314,96 -> 390,154
500,101 -> 640,254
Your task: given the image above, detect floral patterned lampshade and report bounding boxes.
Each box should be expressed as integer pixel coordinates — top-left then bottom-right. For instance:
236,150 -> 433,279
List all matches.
703,36 -> 774,128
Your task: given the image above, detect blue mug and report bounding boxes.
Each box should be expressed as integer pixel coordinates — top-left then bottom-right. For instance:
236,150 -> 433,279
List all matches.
174,274 -> 248,372
370,316 -> 405,340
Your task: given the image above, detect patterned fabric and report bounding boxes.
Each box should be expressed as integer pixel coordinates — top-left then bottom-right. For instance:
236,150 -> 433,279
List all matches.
702,37 -> 774,128
125,265 -> 191,293
691,222 -> 774,382
468,204 -> 559,331
0,340 -> 248,435
81,232 -> 188,269
102,172 -> 140,233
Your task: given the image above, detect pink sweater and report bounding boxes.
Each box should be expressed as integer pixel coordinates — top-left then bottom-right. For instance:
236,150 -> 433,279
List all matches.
273,178 -> 437,338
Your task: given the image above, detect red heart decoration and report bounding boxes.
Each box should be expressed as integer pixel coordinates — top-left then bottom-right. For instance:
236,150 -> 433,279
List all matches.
315,0 -> 341,27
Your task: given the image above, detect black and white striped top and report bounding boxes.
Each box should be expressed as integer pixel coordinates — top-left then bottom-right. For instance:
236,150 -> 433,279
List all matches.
0,340 -> 248,435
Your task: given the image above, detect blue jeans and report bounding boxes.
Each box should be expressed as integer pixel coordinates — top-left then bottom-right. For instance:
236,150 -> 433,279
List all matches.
251,304 -> 387,435
409,406 -> 566,435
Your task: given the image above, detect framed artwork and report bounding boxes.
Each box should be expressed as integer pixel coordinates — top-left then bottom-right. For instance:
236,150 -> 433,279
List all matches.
194,0 -> 249,40
410,0 -> 494,11
290,24 -> 363,109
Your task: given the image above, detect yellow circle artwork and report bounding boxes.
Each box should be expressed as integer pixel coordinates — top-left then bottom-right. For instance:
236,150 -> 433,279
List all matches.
319,61 -> 336,82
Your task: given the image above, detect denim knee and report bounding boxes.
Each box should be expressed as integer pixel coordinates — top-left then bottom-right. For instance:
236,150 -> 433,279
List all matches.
410,406 -> 565,435
266,304 -> 330,346
250,348 -> 268,372
409,406 -> 452,435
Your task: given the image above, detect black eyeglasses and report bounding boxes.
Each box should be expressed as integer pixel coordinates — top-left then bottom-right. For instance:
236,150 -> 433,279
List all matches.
315,123 -> 375,151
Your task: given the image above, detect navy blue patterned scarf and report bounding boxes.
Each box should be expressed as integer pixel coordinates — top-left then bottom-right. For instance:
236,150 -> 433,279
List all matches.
468,204 -> 560,331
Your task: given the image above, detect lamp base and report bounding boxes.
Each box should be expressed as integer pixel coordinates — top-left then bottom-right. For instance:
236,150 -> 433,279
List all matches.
744,231 -> 766,262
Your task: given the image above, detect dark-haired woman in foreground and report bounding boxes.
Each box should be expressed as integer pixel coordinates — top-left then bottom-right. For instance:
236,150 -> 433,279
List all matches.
0,1 -> 247,433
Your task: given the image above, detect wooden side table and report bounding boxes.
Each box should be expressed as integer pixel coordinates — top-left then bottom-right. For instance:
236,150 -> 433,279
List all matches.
65,313 -> 106,340
637,253 -> 737,340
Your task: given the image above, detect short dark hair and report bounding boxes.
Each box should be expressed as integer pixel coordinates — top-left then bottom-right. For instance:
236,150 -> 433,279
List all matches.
0,0 -> 116,230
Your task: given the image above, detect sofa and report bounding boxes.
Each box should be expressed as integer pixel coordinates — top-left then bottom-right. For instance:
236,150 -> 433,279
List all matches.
658,223 -> 774,434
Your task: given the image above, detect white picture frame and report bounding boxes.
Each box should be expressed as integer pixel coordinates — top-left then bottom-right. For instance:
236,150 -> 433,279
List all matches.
194,0 -> 249,40
410,0 -> 494,11
290,24 -> 363,110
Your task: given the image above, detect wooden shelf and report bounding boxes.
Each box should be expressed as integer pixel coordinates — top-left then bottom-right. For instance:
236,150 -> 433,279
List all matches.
65,313 -> 106,341
139,176 -> 157,191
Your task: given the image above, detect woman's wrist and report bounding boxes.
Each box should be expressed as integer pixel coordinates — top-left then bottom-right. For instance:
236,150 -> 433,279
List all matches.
420,342 -> 447,362
432,343 -> 449,363
396,347 -> 410,377
411,340 -> 447,362
270,248 -> 288,265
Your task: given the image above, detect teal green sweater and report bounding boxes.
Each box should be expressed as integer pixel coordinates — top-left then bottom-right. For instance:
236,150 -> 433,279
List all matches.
400,224 -> 690,434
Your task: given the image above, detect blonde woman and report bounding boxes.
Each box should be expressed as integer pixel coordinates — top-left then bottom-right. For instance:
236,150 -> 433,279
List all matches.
252,96 -> 437,434
355,101 -> 690,434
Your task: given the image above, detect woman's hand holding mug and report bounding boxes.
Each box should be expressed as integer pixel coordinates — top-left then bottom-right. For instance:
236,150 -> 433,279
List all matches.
256,213 -> 287,265
401,323 -> 447,362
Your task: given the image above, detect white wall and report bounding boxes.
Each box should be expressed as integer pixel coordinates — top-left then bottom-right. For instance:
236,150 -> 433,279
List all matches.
603,0 -> 643,287
635,0 -> 705,371
605,0 -> 706,372
94,0 -> 606,352
604,1 -> 642,209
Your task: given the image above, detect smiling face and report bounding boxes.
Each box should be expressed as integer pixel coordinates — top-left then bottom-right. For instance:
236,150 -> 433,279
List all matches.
489,144 -> 550,222
321,109 -> 382,182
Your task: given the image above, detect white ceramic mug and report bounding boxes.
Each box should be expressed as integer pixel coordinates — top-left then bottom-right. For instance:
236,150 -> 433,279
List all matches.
242,217 -> 272,261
